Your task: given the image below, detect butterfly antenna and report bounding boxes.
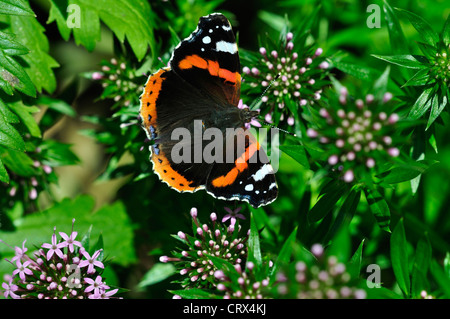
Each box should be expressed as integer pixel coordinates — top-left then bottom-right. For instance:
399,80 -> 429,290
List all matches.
249,73 -> 297,137
249,73 -> 280,110
262,121 -> 297,137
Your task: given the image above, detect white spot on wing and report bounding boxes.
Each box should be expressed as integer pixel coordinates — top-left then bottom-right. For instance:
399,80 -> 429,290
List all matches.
269,183 -> 277,190
202,36 -> 211,44
215,40 -> 238,54
245,184 -> 254,191
252,164 -> 274,182
222,25 -> 232,31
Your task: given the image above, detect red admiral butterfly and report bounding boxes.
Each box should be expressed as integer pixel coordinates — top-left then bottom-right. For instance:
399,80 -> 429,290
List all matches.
139,13 -> 278,208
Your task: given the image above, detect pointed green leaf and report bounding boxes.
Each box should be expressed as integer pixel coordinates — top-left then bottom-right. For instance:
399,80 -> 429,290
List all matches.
372,66 -> 390,101
348,239 -> 365,279
391,219 -> 410,298
308,185 -> 347,223
0,49 -> 36,97
138,263 -> 176,288
371,54 -> 428,69
0,31 -> 29,56
416,42 -> 437,59
411,235 -> 432,297
408,86 -> 434,120
8,101 -> 41,138
327,225 -> 351,262
364,188 -> 390,232
0,108 -> 25,151
0,147 -> 34,177
5,11 -> 60,93
402,68 -> 432,87
444,253 -> 450,278
443,14 -> 450,45
0,157 -> 9,183
269,227 -> 297,283
169,288 -> 219,299
427,89 -> 447,130
383,0 -> 408,54
397,8 -> 439,46
248,213 -> 262,267
280,144 -> 309,169
377,160 -> 432,184
332,59 -> 380,80
430,260 -> 450,298
0,0 -> 35,16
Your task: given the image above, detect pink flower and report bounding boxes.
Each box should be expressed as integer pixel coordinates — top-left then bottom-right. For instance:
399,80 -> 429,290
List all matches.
59,231 -> 81,253
79,249 -> 104,274
41,229 -> 66,260
84,275 -> 110,295
12,260 -> 33,281
222,207 -> 246,226
11,240 -> 28,263
2,279 -> 20,299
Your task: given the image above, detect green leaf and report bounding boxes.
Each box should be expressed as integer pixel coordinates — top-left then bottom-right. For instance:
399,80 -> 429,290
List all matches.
8,101 -> 41,138
445,253 -> 450,278
372,66 -> 390,101
0,157 -> 8,183
0,31 -> 29,56
391,219 -> 410,298
38,140 -> 79,167
37,96 -> 76,117
364,188 -> 390,232
383,0 -> 408,53
0,0 -> 35,16
377,160 -> 432,184
169,288 -> 219,299
411,235 -> 432,297
48,0 -> 155,61
138,263 -> 176,288
0,120 -> 25,152
427,89 -> 447,130
308,182 -> 347,223
443,14 -> 450,45
402,68 -> 431,87
408,86 -> 434,120
269,227 -> 297,283
0,33 -> 36,97
430,260 -> 450,298
371,54 -> 428,69
258,10 -> 287,31
0,146 -> 34,177
327,225 -> 351,262
280,144 -> 309,169
416,42 -> 437,59
248,212 -> 262,267
3,11 -> 60,93
331,59 -> 380,81
348,239 -> 365,279
397,8 -> 439,46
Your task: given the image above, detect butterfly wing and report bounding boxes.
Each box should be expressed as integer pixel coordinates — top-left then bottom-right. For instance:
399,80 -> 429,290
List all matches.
205,129 -> 278,208
170,13 -> 241,107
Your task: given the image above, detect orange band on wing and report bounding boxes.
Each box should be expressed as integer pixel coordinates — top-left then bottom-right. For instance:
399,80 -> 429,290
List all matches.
140,68 -> 168,131
178,55 -> 240,84
211,139 -> 260,188
152,149 -> 198,192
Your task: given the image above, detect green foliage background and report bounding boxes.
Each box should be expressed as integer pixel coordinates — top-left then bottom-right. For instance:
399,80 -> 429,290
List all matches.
0,0 -> 449,299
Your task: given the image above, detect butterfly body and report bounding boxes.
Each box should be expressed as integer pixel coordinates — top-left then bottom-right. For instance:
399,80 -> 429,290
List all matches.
139,13 -> 278,208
